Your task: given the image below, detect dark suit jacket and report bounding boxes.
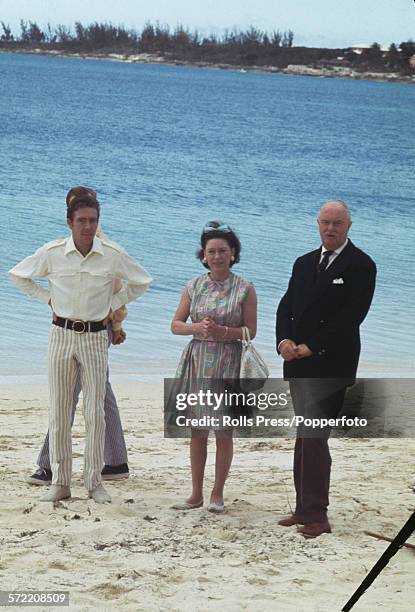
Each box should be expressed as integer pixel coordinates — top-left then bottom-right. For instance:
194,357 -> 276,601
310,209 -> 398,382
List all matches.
276,240 -> 376,378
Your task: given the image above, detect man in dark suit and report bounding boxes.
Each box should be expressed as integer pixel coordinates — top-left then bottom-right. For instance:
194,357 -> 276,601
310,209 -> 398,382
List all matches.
276,200 -> 376,538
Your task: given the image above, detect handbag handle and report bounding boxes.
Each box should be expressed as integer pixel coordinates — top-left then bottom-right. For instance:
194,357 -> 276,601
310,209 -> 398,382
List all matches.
241,326 -> 251,344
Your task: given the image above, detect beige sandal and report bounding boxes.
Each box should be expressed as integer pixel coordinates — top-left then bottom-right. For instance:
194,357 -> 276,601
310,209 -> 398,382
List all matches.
207,502 -> 225,513
171,500 -> 203,510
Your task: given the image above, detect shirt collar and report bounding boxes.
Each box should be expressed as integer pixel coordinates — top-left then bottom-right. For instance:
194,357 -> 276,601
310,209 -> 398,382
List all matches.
321,238 -> 349,256
64,235 -> 104,256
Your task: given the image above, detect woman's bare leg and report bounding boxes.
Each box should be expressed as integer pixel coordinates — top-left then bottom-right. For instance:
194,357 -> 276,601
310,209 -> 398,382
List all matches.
210,431 -> 233,505
186,429 -> 209,504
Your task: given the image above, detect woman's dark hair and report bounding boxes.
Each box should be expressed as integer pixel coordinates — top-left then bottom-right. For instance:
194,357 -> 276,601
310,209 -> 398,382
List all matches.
197,221 -> 241,269
67,194 -> 100,221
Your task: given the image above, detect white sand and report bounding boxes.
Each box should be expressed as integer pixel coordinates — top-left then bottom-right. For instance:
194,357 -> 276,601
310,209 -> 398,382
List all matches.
0,382 -> 414,611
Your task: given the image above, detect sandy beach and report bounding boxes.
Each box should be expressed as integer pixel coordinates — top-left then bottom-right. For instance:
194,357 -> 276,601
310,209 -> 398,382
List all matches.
0,382 -> 414,611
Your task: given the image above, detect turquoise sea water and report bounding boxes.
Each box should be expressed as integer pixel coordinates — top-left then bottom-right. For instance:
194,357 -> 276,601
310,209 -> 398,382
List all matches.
1,53 -> 414,382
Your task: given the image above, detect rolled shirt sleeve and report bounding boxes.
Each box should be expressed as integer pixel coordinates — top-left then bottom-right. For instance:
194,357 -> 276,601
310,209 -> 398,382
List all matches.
8,245 -> 51,304
111,250 -> 152,312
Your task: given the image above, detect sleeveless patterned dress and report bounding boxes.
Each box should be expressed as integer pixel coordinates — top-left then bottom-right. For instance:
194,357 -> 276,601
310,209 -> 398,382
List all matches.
175,272 -> 252,380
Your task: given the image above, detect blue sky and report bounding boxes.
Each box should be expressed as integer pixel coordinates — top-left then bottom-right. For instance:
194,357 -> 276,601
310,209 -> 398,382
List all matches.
1,0 -> 414,47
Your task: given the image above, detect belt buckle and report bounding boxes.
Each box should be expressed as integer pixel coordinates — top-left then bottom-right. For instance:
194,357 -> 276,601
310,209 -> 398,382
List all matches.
72,320 -> 86,334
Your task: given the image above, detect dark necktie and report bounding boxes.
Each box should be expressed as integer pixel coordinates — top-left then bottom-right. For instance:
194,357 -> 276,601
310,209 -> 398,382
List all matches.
317,250 -> 334,274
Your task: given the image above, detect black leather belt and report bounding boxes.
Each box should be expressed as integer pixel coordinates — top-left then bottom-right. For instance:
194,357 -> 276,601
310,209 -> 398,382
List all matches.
53,317 -> 106,333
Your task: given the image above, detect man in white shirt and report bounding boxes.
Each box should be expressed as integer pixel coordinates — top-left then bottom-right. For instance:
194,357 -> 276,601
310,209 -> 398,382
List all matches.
29,186 -> 131,486
9,194 -> 152,503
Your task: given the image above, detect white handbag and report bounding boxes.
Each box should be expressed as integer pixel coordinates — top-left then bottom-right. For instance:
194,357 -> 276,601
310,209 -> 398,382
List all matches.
239,326 -> 269,392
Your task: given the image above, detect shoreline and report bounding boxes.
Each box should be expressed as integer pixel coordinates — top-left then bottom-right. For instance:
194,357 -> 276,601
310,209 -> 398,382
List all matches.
2,47 -> 414,84
0,358 -> 410,385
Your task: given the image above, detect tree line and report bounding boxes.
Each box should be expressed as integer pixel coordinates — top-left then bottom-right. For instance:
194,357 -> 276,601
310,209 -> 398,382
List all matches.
0,20 -> 414,74
0,20 -> 294,51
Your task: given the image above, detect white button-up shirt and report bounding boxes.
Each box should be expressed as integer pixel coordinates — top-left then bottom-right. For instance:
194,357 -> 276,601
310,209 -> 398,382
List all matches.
9,235 -> 152,321
319,238 -> 349,268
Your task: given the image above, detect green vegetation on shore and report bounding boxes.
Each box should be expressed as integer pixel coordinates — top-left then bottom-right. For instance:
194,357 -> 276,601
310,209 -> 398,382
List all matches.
1,19 -> 414,76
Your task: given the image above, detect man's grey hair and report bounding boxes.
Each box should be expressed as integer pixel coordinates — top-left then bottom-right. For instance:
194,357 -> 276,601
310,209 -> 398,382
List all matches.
319,200 -> 351,221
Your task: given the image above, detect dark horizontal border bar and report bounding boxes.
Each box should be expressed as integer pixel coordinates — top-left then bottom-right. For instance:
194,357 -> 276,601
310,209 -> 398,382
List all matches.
163,378 -> 415,438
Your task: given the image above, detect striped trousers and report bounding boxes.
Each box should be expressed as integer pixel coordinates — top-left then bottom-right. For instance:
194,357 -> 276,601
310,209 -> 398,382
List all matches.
37,329 -> 128,469
48,324 -> 108,490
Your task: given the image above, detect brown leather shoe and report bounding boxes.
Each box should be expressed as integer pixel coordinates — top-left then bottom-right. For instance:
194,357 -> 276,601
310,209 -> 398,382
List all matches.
298,520 -> 332,538
278,514 -> 304,527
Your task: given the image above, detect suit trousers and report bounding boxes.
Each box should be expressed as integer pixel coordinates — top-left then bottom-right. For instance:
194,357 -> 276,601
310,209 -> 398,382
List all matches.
48,325 -> 108,490
37,328 -> 128,469
289,378 -> 346,523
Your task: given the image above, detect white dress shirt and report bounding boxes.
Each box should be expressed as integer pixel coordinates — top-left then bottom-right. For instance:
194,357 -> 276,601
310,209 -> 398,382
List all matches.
9,235 -> 152,321
319,238 -> 349,268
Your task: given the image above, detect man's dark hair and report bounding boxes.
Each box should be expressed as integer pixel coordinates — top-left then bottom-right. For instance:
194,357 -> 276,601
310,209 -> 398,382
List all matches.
196,220 -> 241,269
67,194 -> 100,221
66,186 -> 97,207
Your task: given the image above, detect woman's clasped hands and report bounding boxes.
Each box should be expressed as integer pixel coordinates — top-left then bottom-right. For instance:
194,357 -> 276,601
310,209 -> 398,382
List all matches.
198,316 -> 226,340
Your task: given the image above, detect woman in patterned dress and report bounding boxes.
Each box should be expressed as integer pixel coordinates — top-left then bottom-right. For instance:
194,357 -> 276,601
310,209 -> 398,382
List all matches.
171,221 -> 257,513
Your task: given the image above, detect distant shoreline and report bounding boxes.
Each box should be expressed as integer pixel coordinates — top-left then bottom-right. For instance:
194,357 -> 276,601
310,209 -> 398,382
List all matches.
2,48 -> 414,84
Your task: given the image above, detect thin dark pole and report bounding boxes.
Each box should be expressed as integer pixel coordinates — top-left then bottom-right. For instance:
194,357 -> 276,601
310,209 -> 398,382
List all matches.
342,512 -> 415,611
